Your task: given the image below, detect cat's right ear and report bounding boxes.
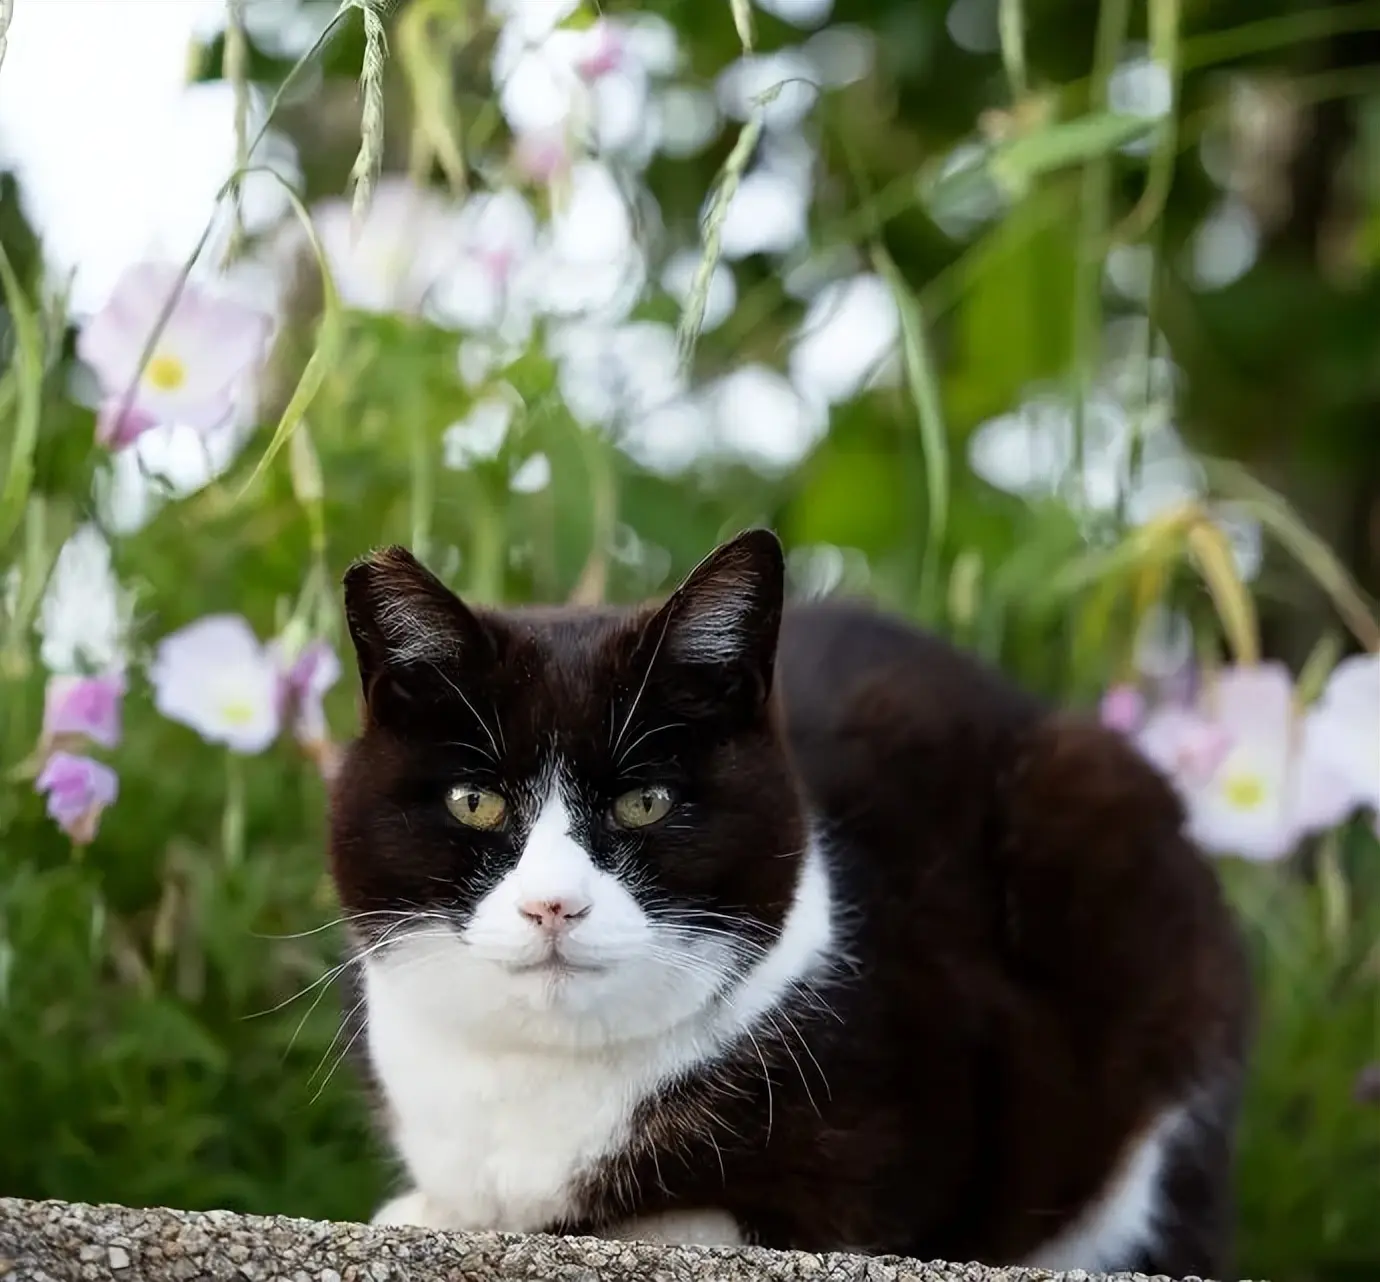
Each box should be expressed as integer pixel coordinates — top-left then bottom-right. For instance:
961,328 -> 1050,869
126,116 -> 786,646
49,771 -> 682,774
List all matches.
342,546 -> 494,722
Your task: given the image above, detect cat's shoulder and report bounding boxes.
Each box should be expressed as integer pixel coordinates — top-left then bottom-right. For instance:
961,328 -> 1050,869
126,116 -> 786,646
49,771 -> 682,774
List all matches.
778,597 -> 1043,740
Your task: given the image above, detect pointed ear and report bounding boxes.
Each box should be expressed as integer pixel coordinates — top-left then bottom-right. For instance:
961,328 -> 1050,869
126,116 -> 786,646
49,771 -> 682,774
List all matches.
643,528 -> 785,708
342,546 -> 495,713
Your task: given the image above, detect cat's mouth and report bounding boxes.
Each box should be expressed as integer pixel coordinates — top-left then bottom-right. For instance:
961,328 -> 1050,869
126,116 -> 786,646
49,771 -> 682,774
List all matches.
505,954 -> 606,977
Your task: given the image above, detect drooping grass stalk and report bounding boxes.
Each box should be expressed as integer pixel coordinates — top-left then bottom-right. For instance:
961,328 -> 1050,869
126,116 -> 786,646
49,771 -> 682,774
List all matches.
875,247 -> 950,622
1068,0 -> 1130,513
1113,0 -> 1181,243
728,0 -> 754,53
998,0 -> 1028,100
223,0 -> 250,265
0,239 -> 44,555
677,111 -> 763,369
1200,458 -> 1380,649
236,170 -> 346,501
407,338 -> 434,564
350,0 -> 390,226
222,751 -> 246,868
397,0 -> 469,194
1181,0 -> 1380,71
106,1 -> 359,465
568,431 -> 619,606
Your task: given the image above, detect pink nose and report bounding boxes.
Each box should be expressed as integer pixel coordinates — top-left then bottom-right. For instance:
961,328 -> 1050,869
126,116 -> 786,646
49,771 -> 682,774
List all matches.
517,898 -> 592,933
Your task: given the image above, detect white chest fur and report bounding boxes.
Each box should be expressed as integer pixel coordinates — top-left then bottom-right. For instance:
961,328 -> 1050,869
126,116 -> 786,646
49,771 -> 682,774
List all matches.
363,841 -> 836,1233
367,998 -> 663,1231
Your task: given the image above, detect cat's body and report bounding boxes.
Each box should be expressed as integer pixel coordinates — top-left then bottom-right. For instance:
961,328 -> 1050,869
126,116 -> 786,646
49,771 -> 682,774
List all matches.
329,532 -> 1251,1276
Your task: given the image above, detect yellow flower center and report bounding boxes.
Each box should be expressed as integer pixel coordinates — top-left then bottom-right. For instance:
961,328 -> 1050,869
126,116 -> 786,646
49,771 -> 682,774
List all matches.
1221,770 -> 1267,812
145,351 -> 187,392
219,699 -> 257,727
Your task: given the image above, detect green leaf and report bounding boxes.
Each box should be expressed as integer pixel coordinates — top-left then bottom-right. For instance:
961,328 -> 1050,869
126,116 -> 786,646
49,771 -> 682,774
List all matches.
991,112 -> 1155,193
0,241 -> 45,553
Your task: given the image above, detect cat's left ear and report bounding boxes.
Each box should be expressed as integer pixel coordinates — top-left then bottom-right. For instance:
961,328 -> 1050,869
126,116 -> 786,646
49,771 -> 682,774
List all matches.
642,528 -> 785,707
342,545 -> 495,709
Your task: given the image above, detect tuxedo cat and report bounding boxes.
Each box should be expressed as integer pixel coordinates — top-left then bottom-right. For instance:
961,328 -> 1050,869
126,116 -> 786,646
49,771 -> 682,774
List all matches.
328,528 -> 1252,1276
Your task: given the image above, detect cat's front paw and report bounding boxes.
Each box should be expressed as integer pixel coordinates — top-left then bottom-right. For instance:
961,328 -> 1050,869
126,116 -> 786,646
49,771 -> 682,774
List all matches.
371,1189 -> 455,1230
601,1208 -> 743,1246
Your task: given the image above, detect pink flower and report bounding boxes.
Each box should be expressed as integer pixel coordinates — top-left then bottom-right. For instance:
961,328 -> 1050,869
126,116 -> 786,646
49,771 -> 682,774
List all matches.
513,131 -> 572,184
36,751 -> 119,845
1133,664 -> 1361,861
274,637 -> 342,747
150,615 -> 282,754
1304,652 -> 1380,818
574,21 -> 626,79
1099,684 -> 1146,735
77,262 -> 271,450
42,672 -> 125,750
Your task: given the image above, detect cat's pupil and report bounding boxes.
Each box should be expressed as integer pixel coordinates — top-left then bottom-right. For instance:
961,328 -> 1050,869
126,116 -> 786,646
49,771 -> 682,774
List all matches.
465,792 -> 479,812
639,791 -> 652,813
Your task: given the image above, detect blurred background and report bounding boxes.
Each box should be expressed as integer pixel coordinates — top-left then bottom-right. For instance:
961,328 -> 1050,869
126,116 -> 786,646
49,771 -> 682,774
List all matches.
0,0 -> 1378,1278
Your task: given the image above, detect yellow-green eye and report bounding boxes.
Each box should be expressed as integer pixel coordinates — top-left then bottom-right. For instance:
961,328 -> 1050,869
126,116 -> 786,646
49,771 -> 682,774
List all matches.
611,785 -> 674,829
445,785 -> 508,830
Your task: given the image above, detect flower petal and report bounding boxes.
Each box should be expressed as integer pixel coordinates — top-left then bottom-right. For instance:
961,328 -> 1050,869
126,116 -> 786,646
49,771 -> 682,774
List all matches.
150,614 -> 282,754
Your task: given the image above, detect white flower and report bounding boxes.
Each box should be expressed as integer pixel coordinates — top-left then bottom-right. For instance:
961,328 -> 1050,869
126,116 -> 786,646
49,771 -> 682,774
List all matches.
707,363 -> 828,470
619,396 -> 716,476
95,418 -> 251,534
755,0 -> 834,26
309,178 -> 466,316
716,49 -> 820,132
1188,199 -> 1261,291
1109,56 -> 1174,121
1136,665 -> 1359,860
789,273 -> 899,406
654,85 -> 722,159
426,189 -> 540,337
492,16 -> 657,158
76,262 -> 272,447
0,0 -> 300,318
551,320 -> 685,427
510,453 -> 552,493
717,169 -> 810,260
1306,653 -> 1380,816
37,525 -> 132,676
528,160 -> 645,319
444,389 -> 521,469
150,614 -> 282,754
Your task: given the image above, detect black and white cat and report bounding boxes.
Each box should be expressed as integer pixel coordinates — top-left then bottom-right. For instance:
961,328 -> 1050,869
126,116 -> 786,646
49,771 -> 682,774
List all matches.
329,529 -> 1252,1276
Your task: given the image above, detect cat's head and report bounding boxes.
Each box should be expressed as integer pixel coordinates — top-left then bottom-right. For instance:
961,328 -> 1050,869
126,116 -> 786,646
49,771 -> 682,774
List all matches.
329,529 -> 811,1048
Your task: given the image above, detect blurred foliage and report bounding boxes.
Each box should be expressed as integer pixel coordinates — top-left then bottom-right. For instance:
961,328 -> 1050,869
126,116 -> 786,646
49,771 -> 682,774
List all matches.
2,0 -> 1379,1279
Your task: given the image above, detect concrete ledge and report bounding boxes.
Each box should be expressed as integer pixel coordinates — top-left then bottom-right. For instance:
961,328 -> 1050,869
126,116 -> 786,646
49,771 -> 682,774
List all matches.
0,1199 -> 1204,1282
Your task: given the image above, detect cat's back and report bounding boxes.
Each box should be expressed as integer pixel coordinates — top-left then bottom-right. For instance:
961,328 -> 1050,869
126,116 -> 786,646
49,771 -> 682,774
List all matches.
776,598 -> 1042,837
772,597 -> 1250,1276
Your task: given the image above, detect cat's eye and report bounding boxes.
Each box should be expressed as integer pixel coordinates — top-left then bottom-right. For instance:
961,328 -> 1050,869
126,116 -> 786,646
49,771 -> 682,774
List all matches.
610,784 -> 674,830
445,785 -> 508,830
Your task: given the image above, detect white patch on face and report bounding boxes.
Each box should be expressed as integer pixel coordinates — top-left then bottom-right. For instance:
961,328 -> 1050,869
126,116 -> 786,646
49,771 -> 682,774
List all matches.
1020,1104 -> 1188,1272
361,782 -> 837,1235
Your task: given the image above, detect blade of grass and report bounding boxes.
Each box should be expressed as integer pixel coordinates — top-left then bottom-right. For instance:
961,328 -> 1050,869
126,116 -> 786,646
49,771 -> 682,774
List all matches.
350,0 -> 390,225
0,240 -> 45,553
728,0 -> 754,52
397,0 -> 470,194
1201,457 -> 1380,650
998,0 -> 1027,100
678,110 -> 764,369
1185,517 -> 1260,665
235,172 -> 345,503
874,246 -> 949,619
